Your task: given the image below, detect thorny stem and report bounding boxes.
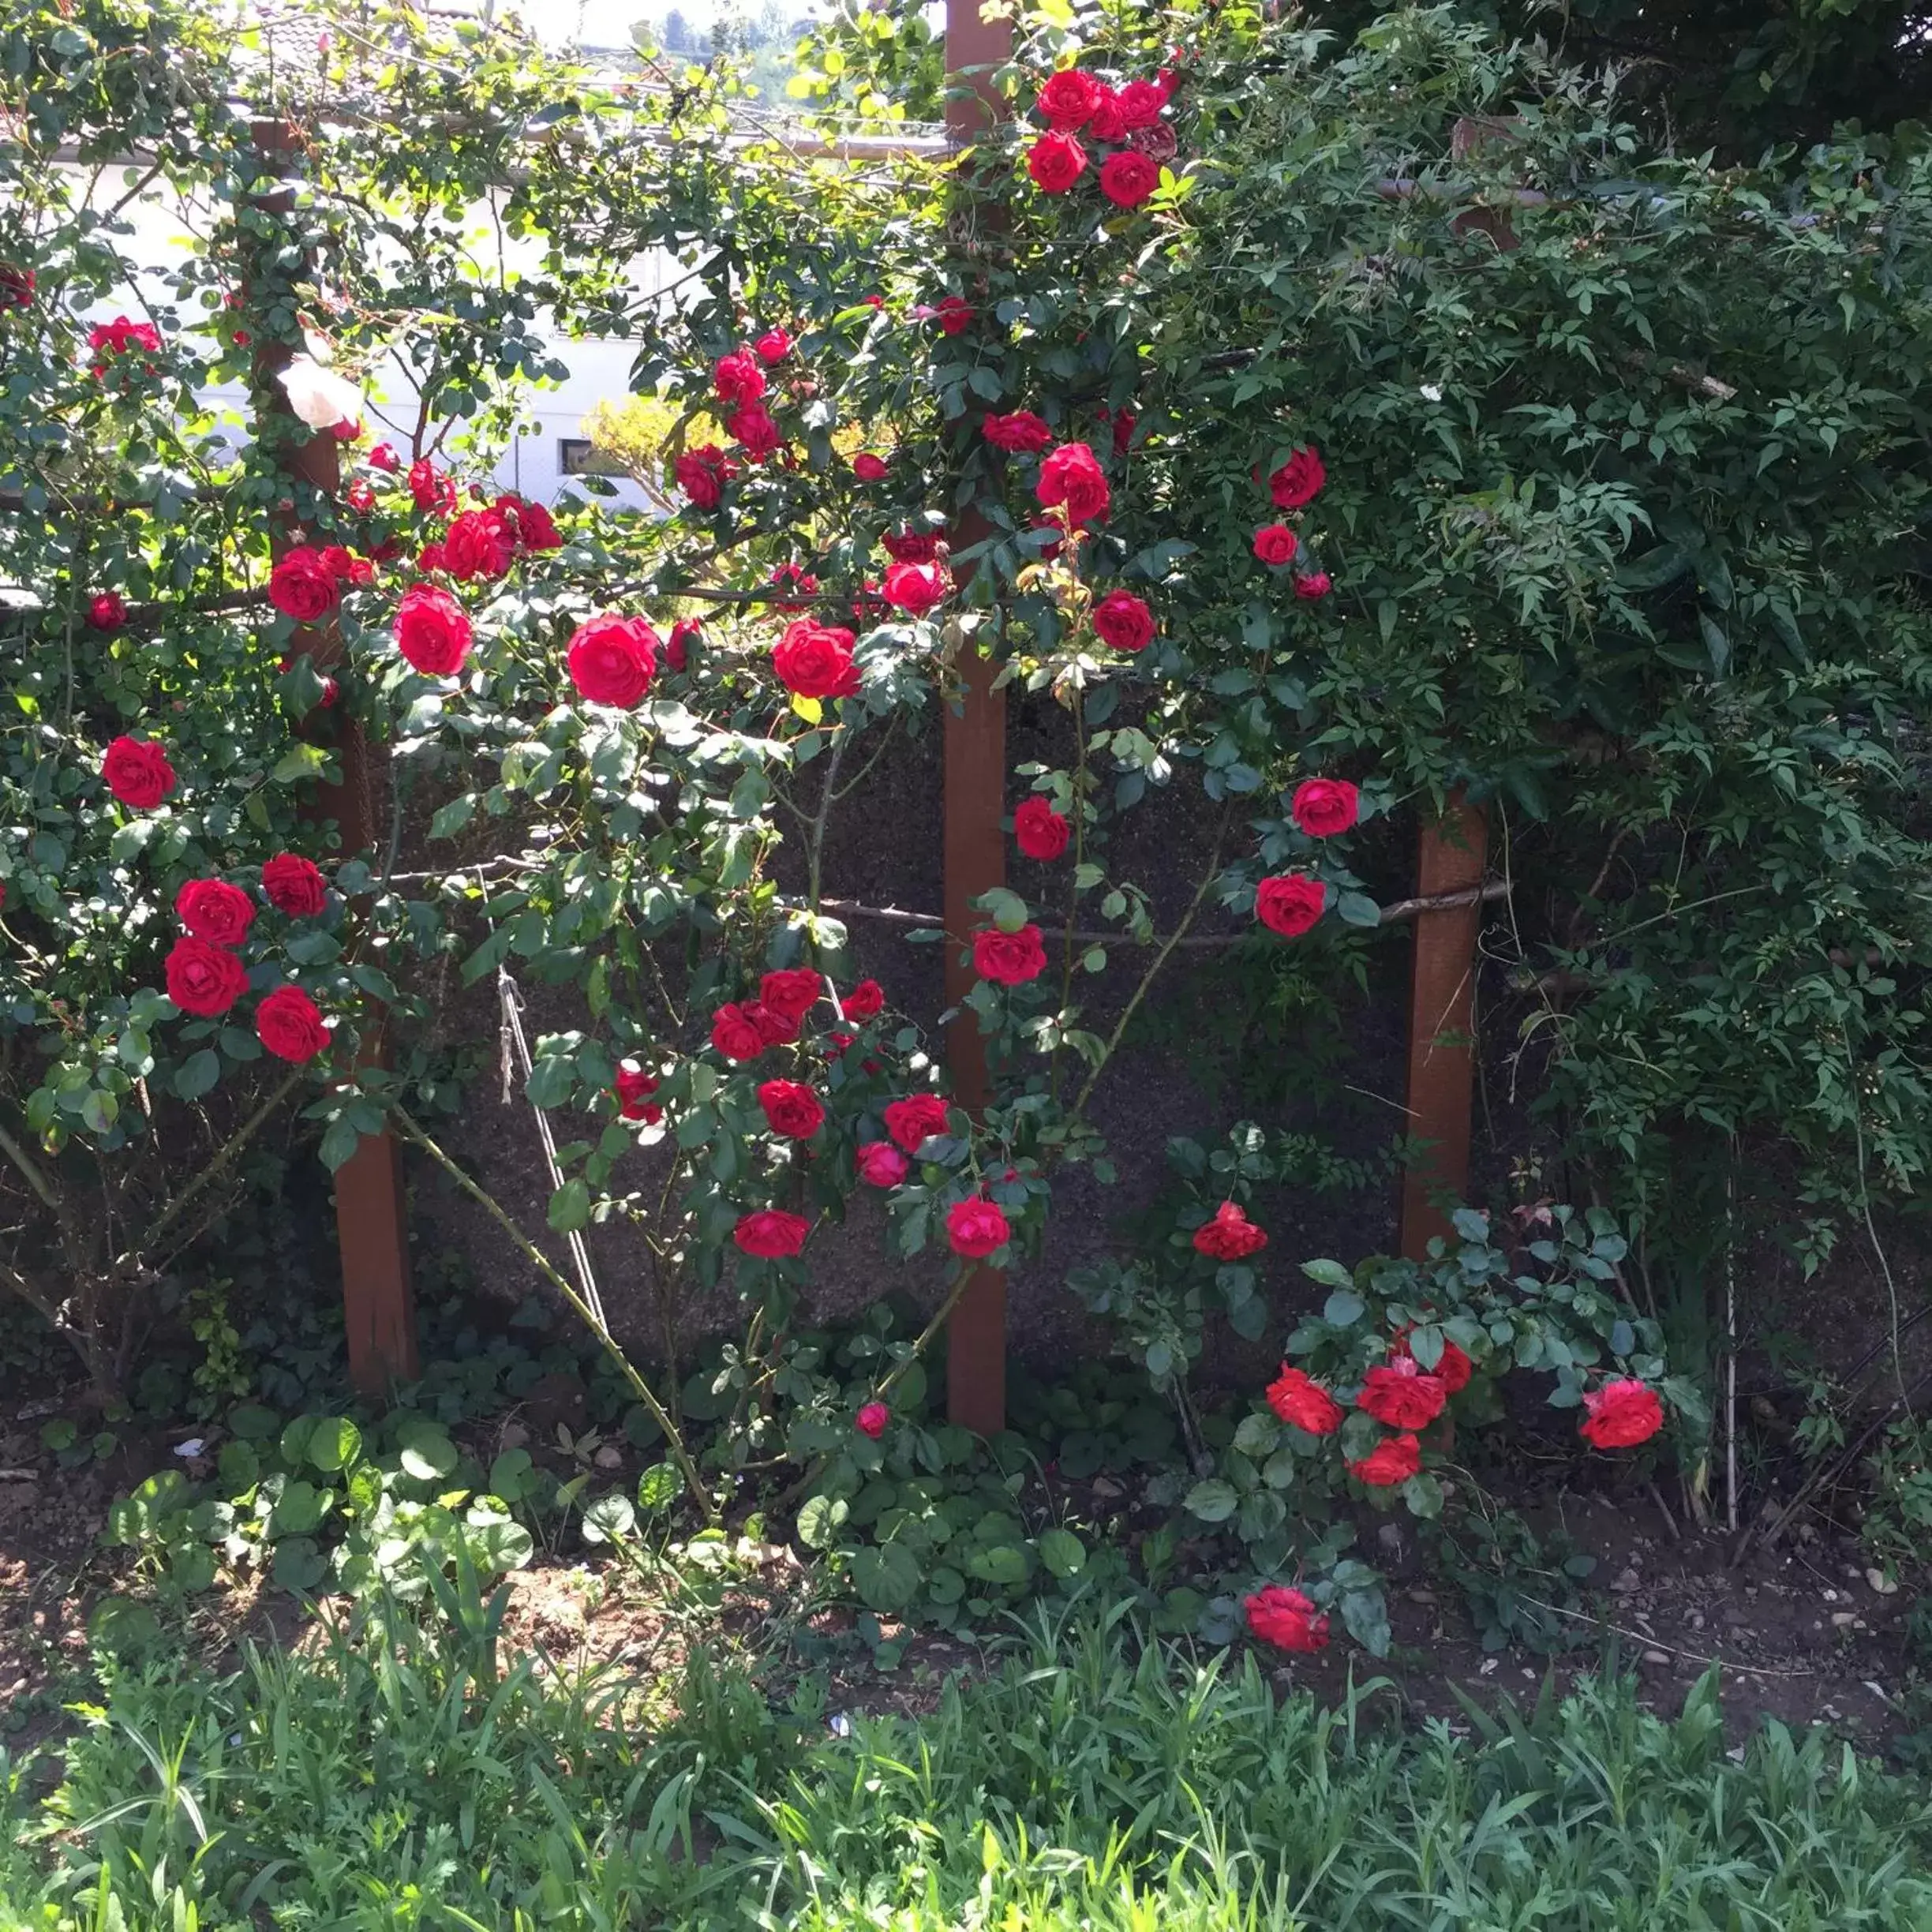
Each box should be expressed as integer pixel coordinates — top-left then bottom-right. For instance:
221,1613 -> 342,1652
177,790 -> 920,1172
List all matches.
805,722 -> 851,912
135,1069 -> 305,1265
393,1106 -> 716,1522
1050,704 -> 1088,1109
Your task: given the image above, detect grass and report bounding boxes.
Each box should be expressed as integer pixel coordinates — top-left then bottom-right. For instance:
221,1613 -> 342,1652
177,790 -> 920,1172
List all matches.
4,1582 -> 1932,1931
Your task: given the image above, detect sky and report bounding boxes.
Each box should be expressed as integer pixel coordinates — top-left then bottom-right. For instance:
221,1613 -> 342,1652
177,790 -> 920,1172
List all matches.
542,0 -> 814,47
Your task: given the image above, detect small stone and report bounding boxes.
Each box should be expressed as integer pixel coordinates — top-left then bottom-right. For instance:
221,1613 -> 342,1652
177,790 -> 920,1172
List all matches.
1822,1587 -> 1839,1602
1643,1649 -> 1670,1664
1690,1612 -> 1706,1630
1611,1566 -> 1641,1594
1831,1612 -> 1857,1628
593,1445 -> 623,1471
1377,1524 -> 1406,1552
500,1421 -> 530,1450
1866,1567 -> 1899,1596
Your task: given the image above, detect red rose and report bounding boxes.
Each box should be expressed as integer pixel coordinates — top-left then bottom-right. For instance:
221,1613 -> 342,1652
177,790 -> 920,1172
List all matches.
728,402 -> 781,461
883,1093 -> 950,1153
748,1000 -> 799,1047
934,294 -> 973,335
1129,121 -> 1179,163
444,508 -> 515,582
615,1061 -> 663,1124
1255,873 -> 1326,938
0,264 -> 35,309
983,410 -> 1054,454
175,878 -> 256,948
1244,1584 -> 1329,1654
1091,590 -> 1155,653
713,349 -> 767,407
1099,151 -> 1160,209
734,1209 -> 811,1258
854,1400 -> 890,1438
1269,447 -> 1327,509
165,935 -> 248,1017
758,1079 -> 825,1139
842,978 -> 886,1020
261,853 -> 327,917
87,591 -> 127,632
712,1004 -> 767,1061
1252,523 -> 1299,565
1027,131 -> 1088,194
1396,1335 -> 1473,1394
773,620 -> 860,700
1036,442 -> 1110,526
883,561 -> 947,616
667,617 -> 700,671
1036,69 -> 1101,129
758,968 -> 823,1024
1350,1432 -> 1423,1487
510,498 -> 561,551
346,479 -> 376,515
1357,1360 -> 1447,1431
946,1196 -> 1011,1258
856,1141 -> 909,1187
87,316 -> 161,375
852,452 -> 890,483
1193,1200 -> 1267,1261
757,328 -> 794,365
1580,1378 -> 1664,1450
369,443 -> 400,473
407,459 -> 451,513
1088,84 -> 1127,140
1097,403 -> 1137,455
1116,78 -> 1166,131
393,583 -> 472,676
416,543 -> 447,574
102,736 -> 176,809
318,545 -> 355,582
567,613 -> 660,708
1013,796 -> 1069,860
1294,571 -> 1332,601
675,444 -> 736,508
769,563 -> 819,611
268,547 -> 339,623
883,528 -> 943,564
1291,778 -> 1360,839
973,923 -> 1047,985
255,983 -> 328,1062
1265,1366 -> 1343,1436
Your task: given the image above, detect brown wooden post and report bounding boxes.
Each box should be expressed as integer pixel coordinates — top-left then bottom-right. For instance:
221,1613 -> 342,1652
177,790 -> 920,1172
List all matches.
941,0 -> 1011,1434
1397,796 -> 1488,1258
251,124 -> 417,1393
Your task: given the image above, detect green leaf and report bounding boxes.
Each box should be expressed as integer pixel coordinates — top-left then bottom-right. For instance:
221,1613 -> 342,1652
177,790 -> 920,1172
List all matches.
798,1492 -> 850,1548
1335,891 -> 1380,927
1036,1527 -> 1086,1578
1402,1472 -> 1444,1519
1323,1290 -> 1366,1327
636,1462 -> 684,1512
580,1492 -> 636,1544
1301,1258 -> 1353,1290
271,1537 -> 328,1593
852,1541 -> 922,1610
548,1178 -> 591,1233
398,1426 -> 459,1482
307,1417 -> 361,1473
269,1480 -> 328,1537
964,1544 -> 1029,1586
174,1050 -> 221,1101
1184,1478 -> 1239,1523
270,742 -> 329,785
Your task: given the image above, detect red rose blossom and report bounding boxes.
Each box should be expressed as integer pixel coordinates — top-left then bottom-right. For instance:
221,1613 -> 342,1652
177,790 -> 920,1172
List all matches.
1099,150 -> 1160,209
1193,1200 -> 1267,1261
1265,1366 -> 1343,1435
754,328 -> 792,365
934,294 -> 973,335
346,479 -> 376,515
973,923 -> 1047,986
883,1093 -> 950,1153
1294,571 -> 1332,601
511,498 -> 562,551
728,402 -> 781,461
1253,523 -> 1299,565
1349,1432 -> 1423,1487
675,444 -> 736,508
443,507 -> 515,582
712,1004 -> 767,1061
256,984 -> 328,1062
842,978 -> 886,1020
1357,1360 -> 1447,1431
175,878 -> 256,948
102,736 -> 175,809
87,591 -> 127,632
1291,778 -> 1360,839
408,459 -> 451,513
369,443 -> 400,472
1396,1334 -> 1473,1394
1036,69 -> 1102,130
1027,131 -> 1088,195
883,560 -> 947,616
615,1061 -> 663,1124
268,547 -> 339,623
854,1400 -> 890,1438
1269,447 -> 1327,510
1255,873 -> 1326,938
773,620 -> 860,700
713,350 -> 768,407
851,452 -> 890,483
393,584 -> 471,676
1013,796 -> 1069,860
1088,84 -> 1126,140
0,264 -> 35,309
884,528 -> 944,564
1036,442 -> 1110,526
734,1210 -> 811,1259
567,613 -> 660,707
1244,1584 -> 1329,1654
1091,590 -> 1155,653
261,853 -> 327,917
165,935 -> 247,1017
1117,77 -> 1167,129
1580,1378 -> 1664,1450
856,1141 -> 909,1187
753,969 -> 819,1024
758,1079 -> 825,1139
947,1196 -> 1012,1258
748,999 -> 799,1047
983,410 -> 1054,454
667,617 -> 700,671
